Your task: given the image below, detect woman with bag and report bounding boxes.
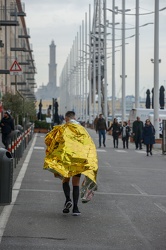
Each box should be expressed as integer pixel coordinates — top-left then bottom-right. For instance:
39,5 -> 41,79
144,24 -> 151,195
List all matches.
120,121 -> 131,149
107,118 -> 121,148
142,119 -> 155,156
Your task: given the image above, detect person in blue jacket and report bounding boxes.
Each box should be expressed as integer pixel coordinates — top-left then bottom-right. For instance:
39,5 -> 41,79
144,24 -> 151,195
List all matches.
142,119 -> 155,156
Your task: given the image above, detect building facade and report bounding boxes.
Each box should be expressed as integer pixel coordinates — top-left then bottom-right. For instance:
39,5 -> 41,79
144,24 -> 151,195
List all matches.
0,0 -> 36,119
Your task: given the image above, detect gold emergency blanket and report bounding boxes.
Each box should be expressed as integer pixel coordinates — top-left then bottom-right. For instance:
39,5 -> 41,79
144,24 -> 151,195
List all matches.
43,123 -> 98,186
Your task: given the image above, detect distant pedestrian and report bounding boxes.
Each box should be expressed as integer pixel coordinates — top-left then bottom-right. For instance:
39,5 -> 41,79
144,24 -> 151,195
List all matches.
132,116 -> 144,150
93,115 -> 98,132
107,118 -> 121,148
120,121 -> 131,149
0,111 -> 14,149
96,114 -> 107,147
142,119 -> 155,156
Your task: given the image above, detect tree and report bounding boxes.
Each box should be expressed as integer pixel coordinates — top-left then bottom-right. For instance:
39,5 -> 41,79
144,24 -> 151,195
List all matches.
2,93 -> 36,124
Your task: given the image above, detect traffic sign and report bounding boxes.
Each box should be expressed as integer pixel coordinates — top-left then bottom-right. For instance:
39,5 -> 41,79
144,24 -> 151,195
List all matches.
10,60 -> 22,75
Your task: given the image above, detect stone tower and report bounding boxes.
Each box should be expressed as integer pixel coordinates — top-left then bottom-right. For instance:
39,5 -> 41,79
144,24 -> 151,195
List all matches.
49,40 -> 57,87
35,40 -> 59,101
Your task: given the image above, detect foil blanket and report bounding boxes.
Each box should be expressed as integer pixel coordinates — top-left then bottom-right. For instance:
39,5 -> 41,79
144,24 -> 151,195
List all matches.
43,123 -> 98,202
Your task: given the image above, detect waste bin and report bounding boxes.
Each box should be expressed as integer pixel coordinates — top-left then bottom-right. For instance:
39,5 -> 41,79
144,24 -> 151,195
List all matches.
0,148 -> 13,204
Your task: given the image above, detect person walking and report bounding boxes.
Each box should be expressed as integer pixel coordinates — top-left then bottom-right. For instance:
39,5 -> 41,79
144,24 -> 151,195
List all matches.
0,111 -> 14,149
93,115 -> 98,132
142,119 -> 155,156
43,111 -> 98,216
107,118 -> 121,148
96,114 -> 107,147
120,121 -> 131,149
132,116 -> 144,150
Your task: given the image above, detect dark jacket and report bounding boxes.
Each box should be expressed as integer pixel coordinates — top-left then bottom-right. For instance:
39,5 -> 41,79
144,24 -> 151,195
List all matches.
132,120 -> 144,138
108,123 -> 121,138
120,125 -> 131,139
0,116 -> 14,135
142,124 -> 155,145
96,118 -> 107,131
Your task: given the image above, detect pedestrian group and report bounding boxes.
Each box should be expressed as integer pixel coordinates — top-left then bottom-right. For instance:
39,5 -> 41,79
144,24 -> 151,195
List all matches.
95,114 -> 155,156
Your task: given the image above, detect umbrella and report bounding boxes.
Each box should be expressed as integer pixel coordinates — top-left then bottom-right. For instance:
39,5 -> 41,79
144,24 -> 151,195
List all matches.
145,89 -> 151,109
53,99 -> 60,124
38,99 -> 42,120
151,88 -> 154,109
159,85 -> 165,109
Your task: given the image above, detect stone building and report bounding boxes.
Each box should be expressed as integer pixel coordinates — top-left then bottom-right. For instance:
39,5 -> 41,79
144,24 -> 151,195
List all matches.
0,0 -> 36,107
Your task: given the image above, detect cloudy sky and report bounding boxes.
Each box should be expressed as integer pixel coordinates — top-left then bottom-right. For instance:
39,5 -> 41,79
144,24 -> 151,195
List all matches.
24,0 -> 166,97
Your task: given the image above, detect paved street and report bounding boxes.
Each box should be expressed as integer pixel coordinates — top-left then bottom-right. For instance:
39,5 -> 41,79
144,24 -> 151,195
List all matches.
0,129 -> 166,250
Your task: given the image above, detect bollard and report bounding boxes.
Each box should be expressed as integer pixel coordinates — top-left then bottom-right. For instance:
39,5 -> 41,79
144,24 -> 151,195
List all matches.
0,148 -> 13,204
162,120 -> 166,155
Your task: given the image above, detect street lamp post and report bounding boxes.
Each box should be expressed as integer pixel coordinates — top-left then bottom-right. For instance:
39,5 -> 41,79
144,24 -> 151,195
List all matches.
98,0 -> 102,114
135,0 -> 139,109
121,0 -> 126,122
112,0 -> 116,120
154,0 -> 160,139
88,4 -> 92,125
103,0 -> 108,124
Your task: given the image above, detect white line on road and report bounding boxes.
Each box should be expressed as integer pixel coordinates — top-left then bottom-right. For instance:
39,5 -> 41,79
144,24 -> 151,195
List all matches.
17,188 -> 166,198
97,149 -> 106,152
154,203 -> 166,214
115,150 -> 127,153
0,134 -> 37,243
131,184 -> 148,195
34,146 -> 45,150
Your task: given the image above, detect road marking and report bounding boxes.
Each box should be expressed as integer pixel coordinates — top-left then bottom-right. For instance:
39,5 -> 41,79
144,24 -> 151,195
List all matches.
17,189 -> 166,198
154,203 -> 166,214
34,146 -> 45,150
116,204 -> 152,249
131,184 -> 148,195
0,134 -> 37,243
105,162 -> 111,166
115,150 -> 127,153
136,151 -> 146,154
97,149 -> 106,152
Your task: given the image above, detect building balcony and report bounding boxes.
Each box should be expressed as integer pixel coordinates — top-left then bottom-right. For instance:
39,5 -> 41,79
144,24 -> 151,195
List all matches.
10,11 -> 26,17
10,47 -> 26,52
18,34 -> 30,39
0,70 -> 10,74
0,20 -> 19,26
11,82 -> 26,85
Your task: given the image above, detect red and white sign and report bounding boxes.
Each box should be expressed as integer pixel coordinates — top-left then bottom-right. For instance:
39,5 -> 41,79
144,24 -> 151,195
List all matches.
10,60 -> 22,75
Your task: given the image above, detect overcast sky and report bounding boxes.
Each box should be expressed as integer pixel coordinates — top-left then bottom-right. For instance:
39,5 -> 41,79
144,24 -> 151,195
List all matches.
24,0 -> 166,97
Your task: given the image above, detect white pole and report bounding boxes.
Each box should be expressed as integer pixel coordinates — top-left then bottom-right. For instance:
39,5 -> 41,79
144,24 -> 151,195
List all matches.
89,4 -> 92,124
85,12 -> 88,123
112,0 -> 115,119
98,0 -> 101,114
121,0 -> 126,122
135,0 -> 139,109
154,0 -> 159,139
76,32 -> 79,116
79,25 -> 82,119
93,1 -> 96,120
82,20 -> 85,121
104,0 -> 108,123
